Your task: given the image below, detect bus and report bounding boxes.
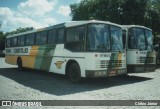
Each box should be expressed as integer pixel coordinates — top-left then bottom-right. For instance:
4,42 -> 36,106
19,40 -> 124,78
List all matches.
5,20 -> 127,83
122,25 -> 156,73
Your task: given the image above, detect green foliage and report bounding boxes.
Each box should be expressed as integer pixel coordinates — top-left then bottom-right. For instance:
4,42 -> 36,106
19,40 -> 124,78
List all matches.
70,0 -> 149,24
0,31 -> 6,50
6,27 -> 34,35
0,27 -> 34,50
70,0 -> 160,44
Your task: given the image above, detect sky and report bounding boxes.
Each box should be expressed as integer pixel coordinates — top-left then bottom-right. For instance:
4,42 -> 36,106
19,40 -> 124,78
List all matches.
0,0 -> 80,32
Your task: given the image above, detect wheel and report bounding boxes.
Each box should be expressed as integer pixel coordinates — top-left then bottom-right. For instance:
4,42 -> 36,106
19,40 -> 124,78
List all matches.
68,63 -> 81,83
17,58 -> 23,71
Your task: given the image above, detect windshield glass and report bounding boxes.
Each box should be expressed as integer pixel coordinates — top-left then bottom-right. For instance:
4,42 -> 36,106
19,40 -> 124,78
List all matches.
110,26 -> 123,51
145,29 -> 153,50
128,28 -> 146,50
87,23 -> 123,52
128,28 -> 153,50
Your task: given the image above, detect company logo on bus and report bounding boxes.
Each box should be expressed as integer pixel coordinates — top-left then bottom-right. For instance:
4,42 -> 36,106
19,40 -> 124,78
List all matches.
55,61 -> 64,69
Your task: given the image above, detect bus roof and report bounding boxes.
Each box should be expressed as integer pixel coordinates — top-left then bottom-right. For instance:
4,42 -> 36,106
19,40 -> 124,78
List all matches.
122,25 -> 152,31
6,20 -> 122,38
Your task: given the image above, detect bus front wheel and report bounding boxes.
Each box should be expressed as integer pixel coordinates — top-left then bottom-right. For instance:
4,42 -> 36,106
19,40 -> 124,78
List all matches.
68,63 -> 81,83
17,58 -> 23,71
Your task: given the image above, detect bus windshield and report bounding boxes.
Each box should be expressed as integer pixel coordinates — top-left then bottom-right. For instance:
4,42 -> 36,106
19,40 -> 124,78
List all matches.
145,29 -> 153,50
128,28 -> 152,50
87,23 -> 123,52
110,26 -> 123,51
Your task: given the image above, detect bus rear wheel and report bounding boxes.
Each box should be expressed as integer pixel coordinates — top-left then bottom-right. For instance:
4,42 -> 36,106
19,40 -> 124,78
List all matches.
68,63 -> 81,83
17,58 -> 23,71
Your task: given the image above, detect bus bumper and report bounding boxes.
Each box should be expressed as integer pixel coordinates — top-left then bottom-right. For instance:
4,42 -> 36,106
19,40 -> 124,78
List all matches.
127,64 -> 155,73
85,68 -> 127,78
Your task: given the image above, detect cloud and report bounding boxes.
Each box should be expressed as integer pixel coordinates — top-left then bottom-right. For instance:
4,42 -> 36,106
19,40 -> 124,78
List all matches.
57,5 -> 71,16
0,7 -> 13,19
0,7 -> 57,32
0,0 -> 74,32
18,0 -> 57,17
43,17 -> 57,25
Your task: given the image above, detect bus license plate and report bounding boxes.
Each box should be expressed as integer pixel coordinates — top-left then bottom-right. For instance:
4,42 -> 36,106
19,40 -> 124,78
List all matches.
109,70 -> 116,76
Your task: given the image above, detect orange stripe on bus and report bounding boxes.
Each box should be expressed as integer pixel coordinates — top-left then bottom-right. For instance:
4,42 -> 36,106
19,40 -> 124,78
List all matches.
29,46 -> 39,56
5,56 -> 17,65
21,46 -> 39,68
117,52 -> 122,69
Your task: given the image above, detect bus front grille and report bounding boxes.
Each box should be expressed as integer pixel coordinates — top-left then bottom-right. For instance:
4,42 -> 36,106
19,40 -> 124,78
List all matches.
137,57 -> 154,64
96,60 -> 124,69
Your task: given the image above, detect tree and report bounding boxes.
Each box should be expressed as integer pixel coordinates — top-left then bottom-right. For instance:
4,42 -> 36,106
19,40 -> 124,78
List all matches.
6,27 -> 34,35
70,0 -> 148,25
0,31 -> 5,50
70,0 -> 118,21
0,27 -> 34,50
145,0 -> 160,44
70,0 -> 160,44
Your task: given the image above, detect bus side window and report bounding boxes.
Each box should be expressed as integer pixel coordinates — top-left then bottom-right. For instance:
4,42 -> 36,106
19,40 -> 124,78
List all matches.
122,30 -> 126,49
6,39 -> 11,47
128,32 -> 131,49
128,29 -> 136,49
36,31 -> 47,45
18,35 -> 25,46
10,37 -> 17,46
57,29 -> 64,43
48,29 -> 57,44
65,26 -> 85,51
26,33 -> 35,45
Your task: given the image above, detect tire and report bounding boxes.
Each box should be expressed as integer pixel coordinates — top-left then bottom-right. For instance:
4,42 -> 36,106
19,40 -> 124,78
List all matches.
17,58 -> 23,71
68,63 -> 81,83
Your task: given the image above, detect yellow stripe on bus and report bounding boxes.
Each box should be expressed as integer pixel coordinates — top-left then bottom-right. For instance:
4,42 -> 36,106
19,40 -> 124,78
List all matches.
21,56 -> 35,68
5,56 -> 17,65
117,52 -> 122,69
29,46 -> 39,56
21,46 -> 40,68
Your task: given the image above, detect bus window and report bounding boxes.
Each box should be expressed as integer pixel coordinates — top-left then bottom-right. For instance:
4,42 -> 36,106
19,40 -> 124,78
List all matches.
26,33 -> 35,45
66,26 -> 85,51
6,39 -> 10,47
48,29 -> 57,44
18,35 -> 25,46
10,37 -> 17,46
87,24 -> 110,51
36,31 -> 47,45
137,29 -> 146,50
110,26 -> 123,51
145,29 -> 153,50
128,28 -> 146,50
57,29 -> 64,43
128,28 -> 136,49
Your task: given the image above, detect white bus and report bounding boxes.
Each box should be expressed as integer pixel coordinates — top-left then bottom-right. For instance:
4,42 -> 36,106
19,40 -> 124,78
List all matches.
122,25 -> 156,73
5,20 -> 127,83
